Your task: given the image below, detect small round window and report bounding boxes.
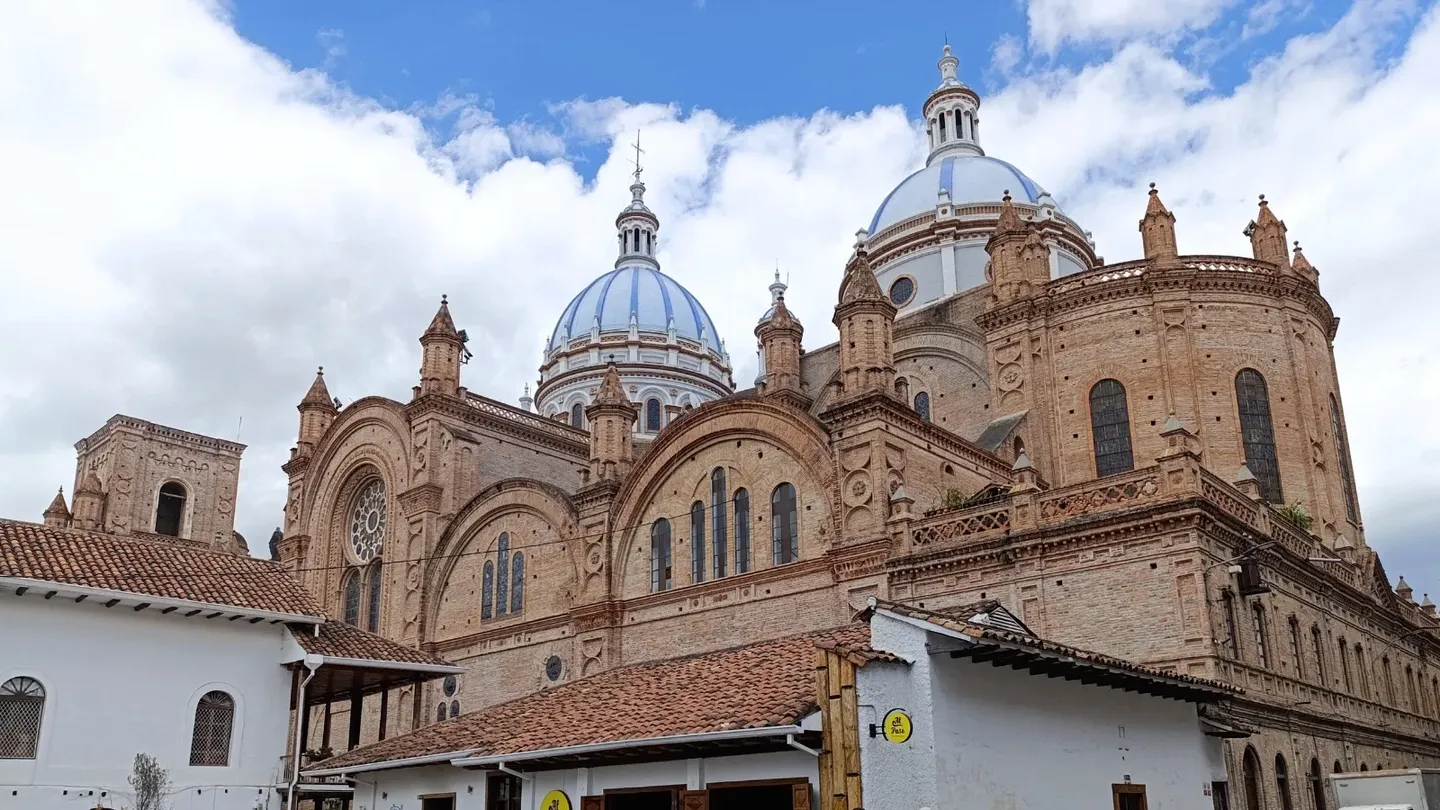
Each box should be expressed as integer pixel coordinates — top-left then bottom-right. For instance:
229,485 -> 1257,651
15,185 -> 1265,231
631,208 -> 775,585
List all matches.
545,655 -> 564,682
888,277 -> 915,306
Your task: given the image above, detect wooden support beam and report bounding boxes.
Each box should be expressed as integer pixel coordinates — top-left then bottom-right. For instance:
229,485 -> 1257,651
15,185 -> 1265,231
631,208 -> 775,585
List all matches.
160,606 -> 177,614
379,685 -> 390,742
185,609 -> 202,617
14,587 -> 26,597
133,603 -> 150,612
205,611 -> 223,619
44,591 -> 57,600
321,669 -> 334,749
348,686 -> 363,750
249,617 -> 263,624
104,598 -> 121,608
74,595 -> 87,604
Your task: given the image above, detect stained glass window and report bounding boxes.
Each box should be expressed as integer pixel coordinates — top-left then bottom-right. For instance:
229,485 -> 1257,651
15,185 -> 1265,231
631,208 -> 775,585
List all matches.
570,402 -> 583,428
914,391 -> 931,422
889,277 -> 915,306
772,483 -> 798,564
349,479 -> 387,563
0,677 -> 45,759
1089,379 -> 1134,477
734,489 -> 750,574
1331,395 -> 1359,522
1236,369 -> 1282,502
496,533 -> 510,616
437,703 -> 447,723
342,569 -> 362,627
651,519 -> 672,593
189,691 -> 234,766
366,561 -> 382,633
481,560 -> 494,620
510,552 -> 525,615
690,501 -> 706,584
449,700 -> 460,718
711,468 -> 728,579
646,398 -> 662,432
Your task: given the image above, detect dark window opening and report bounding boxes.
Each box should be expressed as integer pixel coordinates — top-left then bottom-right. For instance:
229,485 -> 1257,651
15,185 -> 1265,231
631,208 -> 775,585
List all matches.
646,398 -> 662,432
772,483 -> 798,564
570,402 -> 584,428
711,783 -> 803,810
155,481 -> 187,537
1309,758 -> 1326,810
1243,747 -> 1263,810
510,551 -> 525,615
1113,784 -> 1148,810
487,773 -> 522,810
712,468 -> 728,579
1236,369 -> 1282,502
914,391 -> 931,422
366,561 -> 382,632
690,501 -> 706,584
481,560 -> 494,619
734,488 -> 751,574
1090,379 -> 1135,477
0,677 -> 45,759
606,788 -> 679,810
188,690 -> 234,766
1276,753 -> 1293,810
342,569 -> 362,627
651,519 -> 672,593
496,533 -> 510,616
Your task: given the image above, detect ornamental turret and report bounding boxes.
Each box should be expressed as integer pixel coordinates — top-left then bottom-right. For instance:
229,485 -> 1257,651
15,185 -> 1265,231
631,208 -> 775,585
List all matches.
295,366 -> 338,455
585,363 -> 637,483
1139,183 -> 1179,265
71,470 -> 105,531
923,45 -> 983,164
986,192 -> 1051,304
755,274 -> 805,402
833,232 -> 897,399
43,488 -> 71,529
418,295 -> 465,398
1245,195 -> 1291,270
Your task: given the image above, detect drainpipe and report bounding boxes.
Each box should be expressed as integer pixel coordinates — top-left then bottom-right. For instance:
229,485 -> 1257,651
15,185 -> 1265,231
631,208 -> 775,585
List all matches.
287,654 -> 325,809
786,734 -> 821,758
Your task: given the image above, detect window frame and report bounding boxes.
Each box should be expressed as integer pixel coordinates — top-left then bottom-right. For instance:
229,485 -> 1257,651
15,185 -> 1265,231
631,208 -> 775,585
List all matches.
913,390 -> 931,422
1242,746 -> 1263,810
1251,603 -> 1270,670
188,689 -> 236,767
734,488 -> 751,575
0,676 -> 46,760
365,560 -> 383,633
690,501 -> 706,584
154,480 -> 188,537
1235,368 -> 1283,502
771,483 -> 799,565
342,568 -> 363,627
645,398 -> 662,433
1089,379 -> 1135,478
1287,616 -> 1304,679
711,468 -> 728,579
1275,753 -> 1294,810
650,519 -> 673,593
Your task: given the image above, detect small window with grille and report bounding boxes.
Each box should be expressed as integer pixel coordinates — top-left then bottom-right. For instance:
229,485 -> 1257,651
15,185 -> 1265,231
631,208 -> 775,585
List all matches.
189,690 -> 235,766
0,677 -> 45,759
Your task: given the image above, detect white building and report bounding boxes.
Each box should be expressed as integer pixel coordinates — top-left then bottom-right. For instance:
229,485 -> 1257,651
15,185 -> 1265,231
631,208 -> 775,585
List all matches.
0,519 -> 461,810
299,598 -> 1240,810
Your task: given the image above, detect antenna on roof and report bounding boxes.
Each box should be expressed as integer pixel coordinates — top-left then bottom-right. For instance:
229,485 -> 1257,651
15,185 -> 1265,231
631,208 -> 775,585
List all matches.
235,416 -> 243,441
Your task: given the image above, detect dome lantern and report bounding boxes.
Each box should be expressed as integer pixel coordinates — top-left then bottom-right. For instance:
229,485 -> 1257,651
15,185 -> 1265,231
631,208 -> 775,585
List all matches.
615,131 -> 660,271
923,45 -> 983,164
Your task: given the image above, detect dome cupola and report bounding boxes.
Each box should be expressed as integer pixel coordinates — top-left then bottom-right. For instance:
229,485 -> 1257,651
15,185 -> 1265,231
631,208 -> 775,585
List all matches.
535,136 -> 734,435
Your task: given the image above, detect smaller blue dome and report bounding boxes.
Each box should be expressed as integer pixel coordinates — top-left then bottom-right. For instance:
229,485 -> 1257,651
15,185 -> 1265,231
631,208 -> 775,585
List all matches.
869,155 -> 1055,234
549,266 -> 723,356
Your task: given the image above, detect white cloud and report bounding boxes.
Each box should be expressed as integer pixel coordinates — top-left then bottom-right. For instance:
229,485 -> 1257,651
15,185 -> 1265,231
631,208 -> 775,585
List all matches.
316,28 -> 346,70
1,0 -> 1437,590
1026,0 -> 1239,52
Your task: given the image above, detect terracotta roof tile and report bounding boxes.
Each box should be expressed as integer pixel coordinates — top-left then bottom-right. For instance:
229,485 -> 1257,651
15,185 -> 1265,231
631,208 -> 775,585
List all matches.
291,621 -> 456,668
0,519 -> 322,617
317,624 -> 875,771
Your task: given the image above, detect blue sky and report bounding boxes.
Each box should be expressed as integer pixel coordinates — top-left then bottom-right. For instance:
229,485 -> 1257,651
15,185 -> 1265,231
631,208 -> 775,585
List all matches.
3,0 -> 1439,591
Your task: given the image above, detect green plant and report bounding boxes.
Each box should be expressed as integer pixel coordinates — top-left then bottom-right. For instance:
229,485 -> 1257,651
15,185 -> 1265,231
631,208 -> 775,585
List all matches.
942,488 -> 967,509
128,753 -> 170,810
1276,501 -> 1313,532
304,746 -> 335,762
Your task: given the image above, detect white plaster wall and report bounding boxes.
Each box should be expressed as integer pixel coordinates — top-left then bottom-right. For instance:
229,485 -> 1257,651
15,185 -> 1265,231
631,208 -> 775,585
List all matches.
364,751 -> 819,810
0,597 -> 294,810
862,613 -> 1218,810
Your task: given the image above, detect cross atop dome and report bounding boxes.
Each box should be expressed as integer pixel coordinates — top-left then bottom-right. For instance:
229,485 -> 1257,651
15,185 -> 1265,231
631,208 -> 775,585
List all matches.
615,129 -> 660,270
923,44 -> 983,164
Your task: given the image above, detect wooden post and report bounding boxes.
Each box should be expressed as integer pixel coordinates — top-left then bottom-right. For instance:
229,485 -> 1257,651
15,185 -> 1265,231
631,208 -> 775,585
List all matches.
840,659 -> 862,809
321,671 -> 334,748
827,652 -> 846,810
813,648 -> 835,808
378,684 -> 390,741
347,684 -> 363,750
679,790 -> 709,810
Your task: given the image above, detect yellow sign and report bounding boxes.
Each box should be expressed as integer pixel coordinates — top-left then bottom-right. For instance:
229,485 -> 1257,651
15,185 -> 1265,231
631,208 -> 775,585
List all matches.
542,790 -> 572,810
882,709 -> 913,743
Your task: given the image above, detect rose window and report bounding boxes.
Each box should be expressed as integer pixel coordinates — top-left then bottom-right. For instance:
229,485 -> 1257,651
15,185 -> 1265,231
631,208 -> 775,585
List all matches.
349,480 -> 387,562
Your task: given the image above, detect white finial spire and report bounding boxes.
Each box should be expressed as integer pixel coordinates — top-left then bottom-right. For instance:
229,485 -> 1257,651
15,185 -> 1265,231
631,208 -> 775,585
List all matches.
939,44 -> 959,85
769,263 -> 787,304
923,43 -> 983,165
615,130 -> 660,270
519,383 -> 534,412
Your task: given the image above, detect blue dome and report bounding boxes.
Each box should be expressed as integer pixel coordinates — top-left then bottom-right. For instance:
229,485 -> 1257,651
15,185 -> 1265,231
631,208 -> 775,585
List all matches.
868,155 -> 1055,234
549,265 -> 723,355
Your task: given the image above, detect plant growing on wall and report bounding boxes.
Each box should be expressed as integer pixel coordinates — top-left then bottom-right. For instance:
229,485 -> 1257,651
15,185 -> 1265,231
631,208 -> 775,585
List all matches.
304,746 -> 335,762
127,753 -> 171,810
1276,501 -> 1313,532
942,488 -> 967,509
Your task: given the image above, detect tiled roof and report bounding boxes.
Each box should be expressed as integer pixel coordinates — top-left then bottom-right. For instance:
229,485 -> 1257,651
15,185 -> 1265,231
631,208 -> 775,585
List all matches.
871,599 -> 1240,697
0,519 -> 322,618
290,621 -> 458,669
315,624 -> 877,772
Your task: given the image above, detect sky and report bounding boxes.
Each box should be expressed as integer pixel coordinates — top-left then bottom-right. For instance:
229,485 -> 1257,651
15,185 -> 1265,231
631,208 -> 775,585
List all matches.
1,0 -> 1437,592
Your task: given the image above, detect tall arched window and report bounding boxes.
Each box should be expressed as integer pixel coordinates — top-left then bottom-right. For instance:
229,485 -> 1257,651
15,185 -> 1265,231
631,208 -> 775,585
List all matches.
711,468 -> 728,579
155,481 -> 187,537
1252,603 -> 1271,669
1338,639 -> 1352,692
645,398 -> 662,432
1236,369 -> 1283,502
1089,379 -> 1135,477
1354,645 -> 1370,698
437,702 -> 447,723
1243,747 -> 1263,810
1222,591 -> 1240,658
481,560 -> 495,619
772,483 -> 798,565
189,690 -> 235,766
690,501 -> 706,584
914,391 -> 931,422
496,533 -> 510,617
734,488 -> 751,574
1288,617 -> 1304,679
1330,395 -> 1359,522
342,568 -> 362,627
510,552 -> 525,615
1360,764 -> 1368,772
570,403 -> 584,428
1275,754 -> 1293,810
366,561 -> 382,633
1311,626 -> 1327,687
938,113 -> 947,142
1309,759 -> 1326,810
651,519 -> 673,593
0,677 -> 45,759
1382,657 -> 1396,705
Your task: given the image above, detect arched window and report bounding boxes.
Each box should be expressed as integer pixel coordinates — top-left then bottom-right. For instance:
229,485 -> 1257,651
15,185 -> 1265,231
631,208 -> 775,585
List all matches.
734,489 -> 751,574
1222,591 -> 1240,658
1310,626 -> 1326,687
645,230 -> 652,254
1354,645 -> 1370,698
1276,753 -> 1293,810
1338,639 -> 1352,693
510,552 -> 525,615
1360,764 -> 1368,772
570,402 -> 584,428
155,481 -> 187,537
1013,436 -> 1026,459
1243,747 -> 1263,810
938,113 -> 947,142
481,560 -> 495,620
645,398 -> 662,432
1310,758 -> 1326,810
495,534 -> 510,617
650,519 -> 673,593
711,468 -> 728,579
449,700 -> 459,718
1381,657 -> 1395,705
189,690 -> 235,766
1333,761 -> 1342,774
1089,379 -> 1134,477
772,483 -> 798,565
690,501 -> 706,584
366,561 -> 382,633
1331,395 -> 1359,522
1288,616 -> 1304,679
1236,369 -> 1283,502
1252,603 -> 1271,669
342,568 -> 362,627
914,391 -> 931,422
437,703 -> 447,723
0,677 -> 45,759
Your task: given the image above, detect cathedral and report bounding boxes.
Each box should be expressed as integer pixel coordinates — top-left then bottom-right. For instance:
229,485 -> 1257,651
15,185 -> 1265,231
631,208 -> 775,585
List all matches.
36,46 -> 1440,808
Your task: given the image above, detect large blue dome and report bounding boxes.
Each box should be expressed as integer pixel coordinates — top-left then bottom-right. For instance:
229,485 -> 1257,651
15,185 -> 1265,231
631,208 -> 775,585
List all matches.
549,265 -> 723,355
868,155 -> 1056,234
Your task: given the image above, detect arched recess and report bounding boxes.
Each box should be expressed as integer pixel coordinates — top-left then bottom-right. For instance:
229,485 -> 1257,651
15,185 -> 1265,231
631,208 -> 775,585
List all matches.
426,478 -> 579,637
609,398 -> 837,598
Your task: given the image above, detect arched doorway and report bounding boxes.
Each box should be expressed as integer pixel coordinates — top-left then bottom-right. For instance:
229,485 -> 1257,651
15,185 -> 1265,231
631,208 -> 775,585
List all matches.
1243,747 -> 1264,810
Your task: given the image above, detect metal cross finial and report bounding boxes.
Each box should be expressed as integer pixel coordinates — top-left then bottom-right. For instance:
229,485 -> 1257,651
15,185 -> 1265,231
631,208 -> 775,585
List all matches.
629,130 -> 645,183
